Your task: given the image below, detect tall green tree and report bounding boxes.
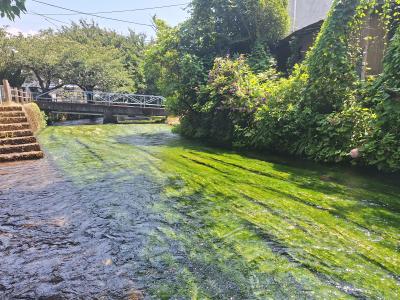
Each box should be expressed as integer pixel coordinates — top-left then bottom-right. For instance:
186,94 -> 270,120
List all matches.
180,0 -> 289,59
61,43 -> 134,93
60,20 -> 147,92
0,27 -> 25,86
145,0 -> 290,112
0,21 -> 142,93
0,0 -> 26,20
143,18 -> 181,96
13,30 -> 68,92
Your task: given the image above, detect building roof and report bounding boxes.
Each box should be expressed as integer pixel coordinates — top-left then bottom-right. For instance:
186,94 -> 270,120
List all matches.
281,20 -> 324,44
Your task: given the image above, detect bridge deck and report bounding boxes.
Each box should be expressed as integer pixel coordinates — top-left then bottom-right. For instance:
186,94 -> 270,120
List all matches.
36,101 -> 167,124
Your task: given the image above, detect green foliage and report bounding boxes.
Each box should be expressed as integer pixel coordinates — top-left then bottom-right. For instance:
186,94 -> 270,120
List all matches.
1,21 -> 144,93
165,53 -> 207,115
60,21 -> 146,92
144,0 -> 290,111
247,41 -> 276,73
143,18 -> 182,96
251,65 -> 310,154
170,0 -> 400,172
0,0 -> 25,20
304,104 -> 376,163
183,0 -> 289,58
251,0 -> 400,170
61,43 -> 133,92
363,25 -> 400,170
178,56 -> 269,144
13,30 -> 69,91
301,0 -> 362,113
0,27 -> 25,86
146,0 -> 290,145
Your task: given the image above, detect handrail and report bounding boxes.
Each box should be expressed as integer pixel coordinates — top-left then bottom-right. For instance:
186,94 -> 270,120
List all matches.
34,89 -> 166,108
1,80 -> 33,104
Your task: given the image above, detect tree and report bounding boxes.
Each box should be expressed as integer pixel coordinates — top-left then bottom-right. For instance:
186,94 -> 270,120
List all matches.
145,0 -> 289,97
60,20 -> 147,92
180,0 -> 289,59
6,22 -> 138,94
0,27 -> 25,86
13,30 -> 69,92
61,43 -> 134,93
0,0 -> 26,20
143,18 -> 181,95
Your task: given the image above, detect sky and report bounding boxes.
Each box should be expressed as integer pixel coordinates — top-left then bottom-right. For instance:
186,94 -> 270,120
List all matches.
0,0 -> 190,37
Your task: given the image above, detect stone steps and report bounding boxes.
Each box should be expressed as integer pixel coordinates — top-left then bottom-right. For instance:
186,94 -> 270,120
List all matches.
0,106 -> 22,112
0,136 -> 37,146
0,111 -> 26,117
0,143 -> 41,155
0,129 -> 34,139
0,151 -> 44,162
0,105 -> 44,162
0,116 -> 28,124
0,123 -> 31,131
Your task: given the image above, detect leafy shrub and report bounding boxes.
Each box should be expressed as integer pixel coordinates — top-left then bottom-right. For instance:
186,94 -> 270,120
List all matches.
177,56 -> 268,145
247,42 -> 276,73
250,65 -> 310,153
304,104 -> 376,163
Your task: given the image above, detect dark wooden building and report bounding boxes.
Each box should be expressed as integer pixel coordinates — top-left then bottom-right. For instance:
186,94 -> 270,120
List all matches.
274,11 -> 388,77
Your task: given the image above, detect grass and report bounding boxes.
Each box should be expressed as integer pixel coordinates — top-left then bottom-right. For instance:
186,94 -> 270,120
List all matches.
39,124 -> 400,299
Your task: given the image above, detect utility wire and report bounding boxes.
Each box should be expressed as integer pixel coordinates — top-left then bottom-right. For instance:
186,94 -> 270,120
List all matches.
36,3 -> 189,16
30,10 -> 70,25
32,0 -> 155,28
32,13 -> 59,27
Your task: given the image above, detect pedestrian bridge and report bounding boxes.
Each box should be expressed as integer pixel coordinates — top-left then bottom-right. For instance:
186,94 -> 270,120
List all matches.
34,90 -> 167,123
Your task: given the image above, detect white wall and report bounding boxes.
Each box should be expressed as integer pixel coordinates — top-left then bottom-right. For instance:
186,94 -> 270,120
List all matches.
288,0 -> 334,33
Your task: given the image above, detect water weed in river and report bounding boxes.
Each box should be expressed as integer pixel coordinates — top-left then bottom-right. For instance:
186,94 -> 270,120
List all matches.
9,124 -> 397,298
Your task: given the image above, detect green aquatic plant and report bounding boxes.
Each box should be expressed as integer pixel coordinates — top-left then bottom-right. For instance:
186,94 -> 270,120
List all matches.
39,124 -> 400,299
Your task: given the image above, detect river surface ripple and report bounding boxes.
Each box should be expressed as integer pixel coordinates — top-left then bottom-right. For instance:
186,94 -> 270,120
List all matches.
1,124 -> 400,299
0,143 -> 167,299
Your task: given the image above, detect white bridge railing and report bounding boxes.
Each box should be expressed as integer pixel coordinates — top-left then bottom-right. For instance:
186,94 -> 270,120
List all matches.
34,89 -> 165,108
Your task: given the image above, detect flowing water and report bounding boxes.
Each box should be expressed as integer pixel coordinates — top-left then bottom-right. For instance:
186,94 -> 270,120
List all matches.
0,124 -> 399,299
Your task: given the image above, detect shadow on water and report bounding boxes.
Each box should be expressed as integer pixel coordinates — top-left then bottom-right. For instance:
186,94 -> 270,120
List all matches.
1,125 -> 399,299
117,132 -> 180,147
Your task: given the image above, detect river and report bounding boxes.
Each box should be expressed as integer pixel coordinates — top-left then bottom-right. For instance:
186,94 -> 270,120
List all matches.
1,124 -> 399,299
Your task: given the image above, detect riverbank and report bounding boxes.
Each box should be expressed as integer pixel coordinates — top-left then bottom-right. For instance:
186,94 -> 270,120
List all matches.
0,103 -> 45,162
22,102 -> 47,134
1,124 -> 399,298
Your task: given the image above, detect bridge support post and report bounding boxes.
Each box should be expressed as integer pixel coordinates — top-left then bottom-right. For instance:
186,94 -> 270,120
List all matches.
103,110 -> 118,124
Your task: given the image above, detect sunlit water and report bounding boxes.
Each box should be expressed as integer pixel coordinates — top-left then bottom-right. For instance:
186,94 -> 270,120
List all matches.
1,124 -> 399,299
